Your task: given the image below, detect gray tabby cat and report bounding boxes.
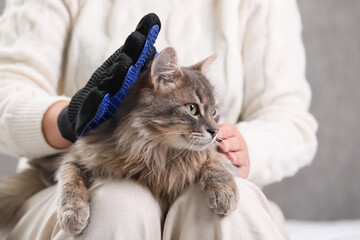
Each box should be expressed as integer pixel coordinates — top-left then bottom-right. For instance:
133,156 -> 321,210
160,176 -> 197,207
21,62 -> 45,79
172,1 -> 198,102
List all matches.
0,47 -> 239,235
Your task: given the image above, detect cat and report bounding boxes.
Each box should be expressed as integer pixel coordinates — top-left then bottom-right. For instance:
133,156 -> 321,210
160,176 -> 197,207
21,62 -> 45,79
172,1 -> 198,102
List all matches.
0,47 -> 239,235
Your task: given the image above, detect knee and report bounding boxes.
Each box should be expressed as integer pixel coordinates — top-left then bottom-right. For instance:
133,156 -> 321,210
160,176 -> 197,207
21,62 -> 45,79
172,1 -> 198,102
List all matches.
171,177 -> 270,215
234,177 -> 272,210
77,180 -> 162,239
164,179 -> 285,240
88,179 -> 162,221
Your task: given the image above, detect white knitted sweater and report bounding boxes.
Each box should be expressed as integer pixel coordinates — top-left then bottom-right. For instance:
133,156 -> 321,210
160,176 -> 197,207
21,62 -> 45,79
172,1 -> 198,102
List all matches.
0,0 -> 317,186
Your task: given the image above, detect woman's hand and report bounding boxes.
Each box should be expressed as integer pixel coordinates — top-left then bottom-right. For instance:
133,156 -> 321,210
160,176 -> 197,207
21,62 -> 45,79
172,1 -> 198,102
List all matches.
217,123 -> 250,178
42,100 -> 72,149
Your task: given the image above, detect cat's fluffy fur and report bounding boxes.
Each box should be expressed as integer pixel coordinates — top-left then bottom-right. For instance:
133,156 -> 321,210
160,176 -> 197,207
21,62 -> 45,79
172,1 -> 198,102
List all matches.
0,47 -> 239,235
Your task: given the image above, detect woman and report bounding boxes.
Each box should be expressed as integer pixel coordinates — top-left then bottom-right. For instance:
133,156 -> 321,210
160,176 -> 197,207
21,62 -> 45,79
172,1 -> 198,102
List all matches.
0,0 -> 317,239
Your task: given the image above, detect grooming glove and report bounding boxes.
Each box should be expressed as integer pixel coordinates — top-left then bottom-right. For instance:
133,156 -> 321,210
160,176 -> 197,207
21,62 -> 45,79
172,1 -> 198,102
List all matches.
58,13 -> 161,142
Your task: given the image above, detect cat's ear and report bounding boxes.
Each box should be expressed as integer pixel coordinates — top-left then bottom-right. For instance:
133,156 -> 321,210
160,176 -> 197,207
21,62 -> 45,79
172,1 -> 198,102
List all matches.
150,47 -> 183,92
189,54 -> 217,75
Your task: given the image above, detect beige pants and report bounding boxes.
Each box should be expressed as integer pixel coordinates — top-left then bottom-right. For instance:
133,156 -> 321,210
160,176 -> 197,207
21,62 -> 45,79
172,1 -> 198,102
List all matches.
7,178 -> 288,240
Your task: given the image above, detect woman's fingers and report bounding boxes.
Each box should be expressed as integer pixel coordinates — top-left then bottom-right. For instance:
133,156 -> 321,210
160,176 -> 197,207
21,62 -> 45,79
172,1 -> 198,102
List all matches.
217,122 -> 237,140
227,151 -> 250,178
218,137 -> 243,153
238,165 -> 249,179
217,122 -> 250,178
227,151 -> 245,166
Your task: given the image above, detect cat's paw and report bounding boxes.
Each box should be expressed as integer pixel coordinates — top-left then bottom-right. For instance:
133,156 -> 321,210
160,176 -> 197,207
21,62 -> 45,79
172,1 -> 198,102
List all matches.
206,180 -> 238,215
58,201 -> 90,235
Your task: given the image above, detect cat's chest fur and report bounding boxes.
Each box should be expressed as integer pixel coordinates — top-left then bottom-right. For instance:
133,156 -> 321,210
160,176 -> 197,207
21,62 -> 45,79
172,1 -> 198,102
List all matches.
73,130 -> 211,211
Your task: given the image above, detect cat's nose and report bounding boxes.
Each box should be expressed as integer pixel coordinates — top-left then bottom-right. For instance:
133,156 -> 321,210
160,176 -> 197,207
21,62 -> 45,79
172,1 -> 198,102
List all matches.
207,128 -> 219,137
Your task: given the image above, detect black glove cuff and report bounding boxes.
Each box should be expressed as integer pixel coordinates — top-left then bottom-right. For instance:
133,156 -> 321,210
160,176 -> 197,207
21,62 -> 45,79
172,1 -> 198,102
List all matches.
58,106 -> 77,143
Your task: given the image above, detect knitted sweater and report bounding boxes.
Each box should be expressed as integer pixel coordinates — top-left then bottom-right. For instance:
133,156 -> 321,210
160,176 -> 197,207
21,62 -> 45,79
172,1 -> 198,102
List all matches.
0,0 -> 317,186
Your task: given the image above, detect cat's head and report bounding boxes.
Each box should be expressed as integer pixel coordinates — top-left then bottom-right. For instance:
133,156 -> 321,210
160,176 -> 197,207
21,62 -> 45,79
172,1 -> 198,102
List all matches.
121,47 -> 219,151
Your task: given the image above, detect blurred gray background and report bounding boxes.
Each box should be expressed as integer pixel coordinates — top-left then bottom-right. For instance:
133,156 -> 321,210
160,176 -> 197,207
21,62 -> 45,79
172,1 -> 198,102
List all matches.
263,0 -> 360,221
0,0 -> 359,220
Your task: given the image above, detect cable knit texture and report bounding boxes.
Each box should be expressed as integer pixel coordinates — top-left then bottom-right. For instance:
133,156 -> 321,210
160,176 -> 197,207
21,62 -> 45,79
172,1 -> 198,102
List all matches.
0,0 -> 317,186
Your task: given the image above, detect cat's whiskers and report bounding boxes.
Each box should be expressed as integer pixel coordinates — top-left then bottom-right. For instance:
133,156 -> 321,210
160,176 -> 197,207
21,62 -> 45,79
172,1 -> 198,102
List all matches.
180,139 -> 194,162
211,134 -> 219,144
163,140 -> 194,167
142,131 -> 192,178
184,140 -> 195,163
177,140 -> 195,176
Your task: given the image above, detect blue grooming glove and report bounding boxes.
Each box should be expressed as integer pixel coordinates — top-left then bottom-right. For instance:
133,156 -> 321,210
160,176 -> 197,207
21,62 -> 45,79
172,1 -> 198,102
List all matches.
58,13 -> 161,142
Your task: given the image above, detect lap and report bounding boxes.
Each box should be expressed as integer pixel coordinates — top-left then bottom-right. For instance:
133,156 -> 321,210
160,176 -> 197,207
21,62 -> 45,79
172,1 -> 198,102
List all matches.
8,178 -> 287,240
164,178 -> 287,240
8,179 -> 162,240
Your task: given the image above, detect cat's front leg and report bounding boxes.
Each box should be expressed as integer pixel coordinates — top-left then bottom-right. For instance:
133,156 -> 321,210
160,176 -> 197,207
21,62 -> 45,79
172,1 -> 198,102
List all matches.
56,160 -> 91,235
199,153 -> 239,215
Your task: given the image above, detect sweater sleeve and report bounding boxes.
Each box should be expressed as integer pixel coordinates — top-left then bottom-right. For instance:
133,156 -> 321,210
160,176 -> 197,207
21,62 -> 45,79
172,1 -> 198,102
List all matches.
238,0 -> 318,186
0,0 -> 72,158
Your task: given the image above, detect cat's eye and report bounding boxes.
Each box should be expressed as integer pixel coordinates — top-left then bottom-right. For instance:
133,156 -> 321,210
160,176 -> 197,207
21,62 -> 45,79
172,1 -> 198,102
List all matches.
211,107 -> 217,116
185,103 -> 199,115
